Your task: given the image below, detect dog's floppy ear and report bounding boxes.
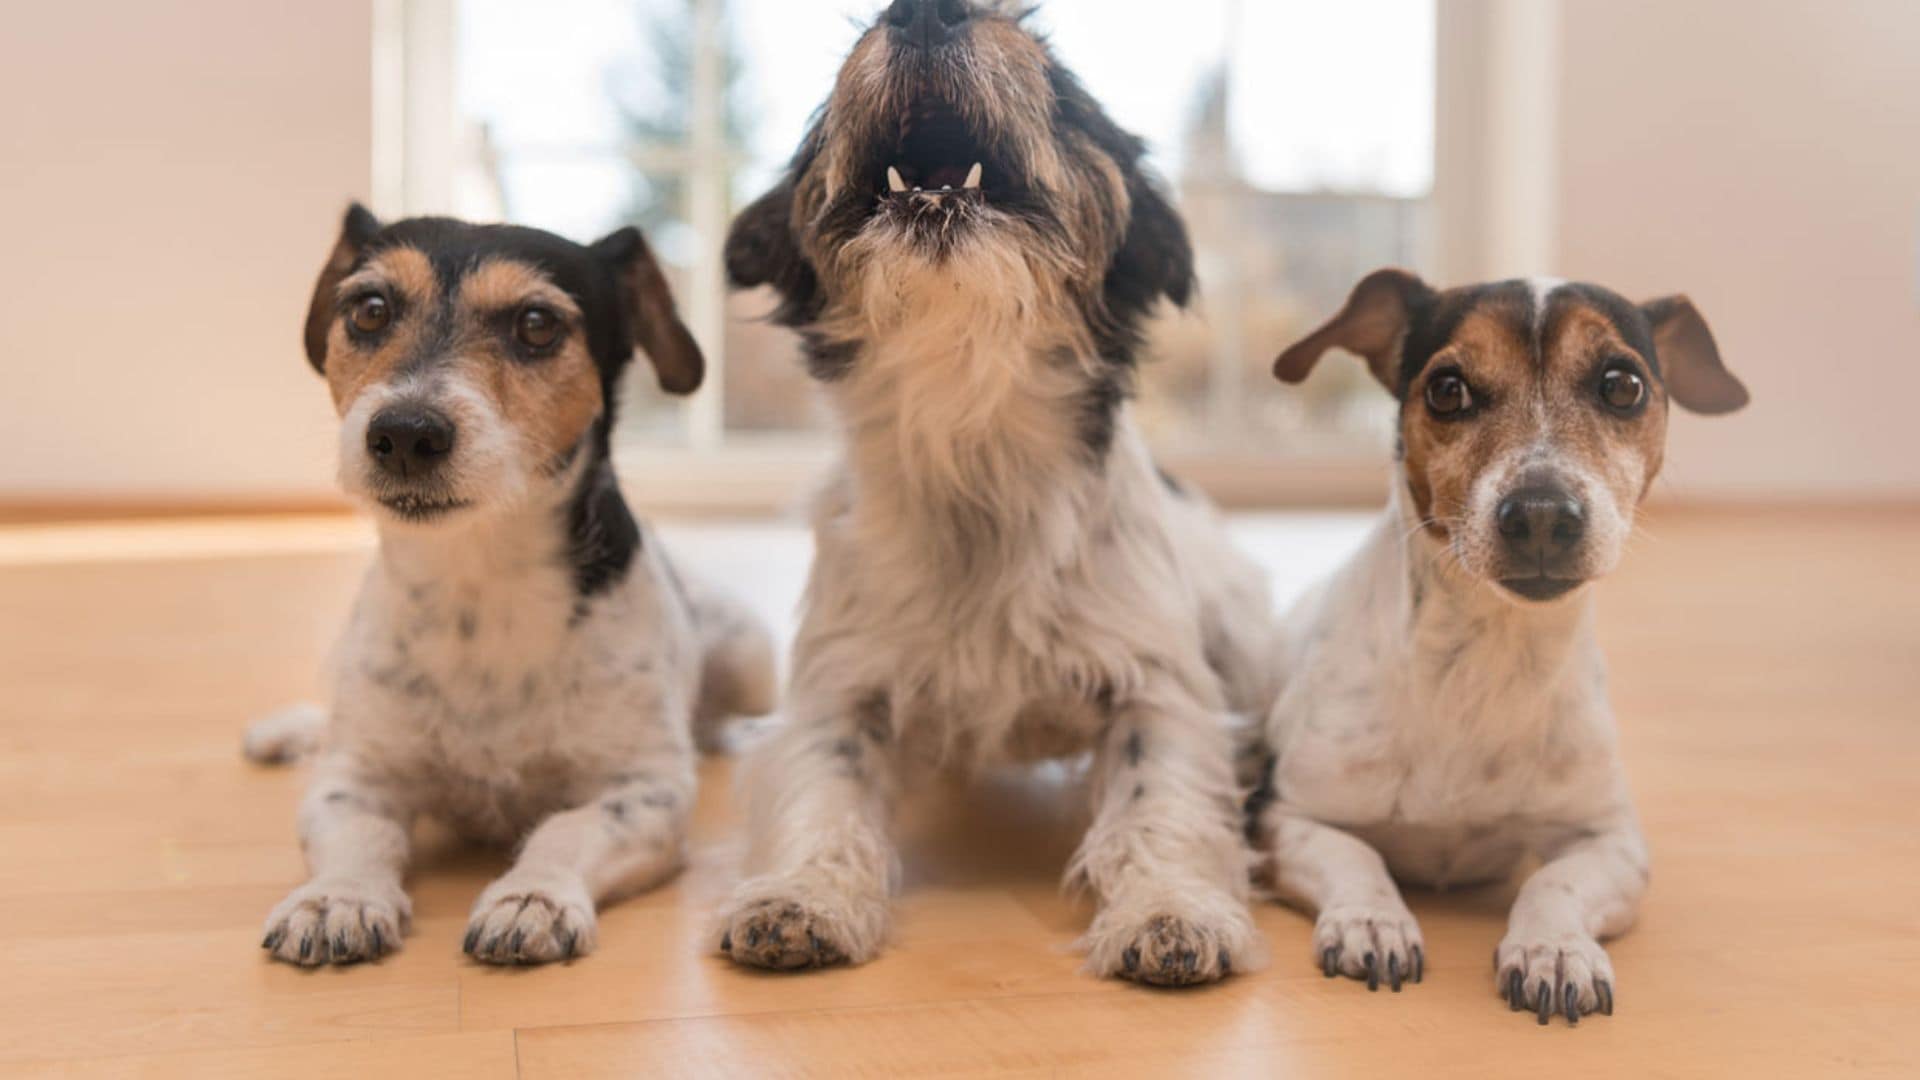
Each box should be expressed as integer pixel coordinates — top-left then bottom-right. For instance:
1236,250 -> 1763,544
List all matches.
1275,268 -> 1431,391
1108,176 -> 1197,313
593,226 -> 706,396
303,203 -> 382,373
1049,62 -> 1195,314
725,179 -> 798,290
1640,296 -> 1748,415
725,176 -> 821,326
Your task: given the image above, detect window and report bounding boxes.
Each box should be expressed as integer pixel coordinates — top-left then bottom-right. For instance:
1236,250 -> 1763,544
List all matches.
395,0 -> 1437,498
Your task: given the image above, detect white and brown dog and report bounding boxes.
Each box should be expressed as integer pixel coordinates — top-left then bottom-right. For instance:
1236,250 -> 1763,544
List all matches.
715,0 -> 1275,986
1253,271 -> 1749,1021
246,207 -> 776,967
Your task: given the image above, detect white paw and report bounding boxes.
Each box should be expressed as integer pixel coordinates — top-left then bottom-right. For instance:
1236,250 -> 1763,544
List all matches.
262,878 -> 410,967
1083,889 -> 1261,988
717,876 -> 888,971
1314,901 -> 1425,992
1495,931 -> 1616,1025
463,876 -> 597,966
242,702 -> 326,765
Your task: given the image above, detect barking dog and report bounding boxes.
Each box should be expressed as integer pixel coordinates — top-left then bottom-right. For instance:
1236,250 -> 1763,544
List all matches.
1254,271 -> 1749,1020
716,0 -> 1275,986
248,207 -> 777,967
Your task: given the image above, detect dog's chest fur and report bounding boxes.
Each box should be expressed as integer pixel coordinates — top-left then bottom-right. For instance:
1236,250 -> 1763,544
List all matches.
795,276 -> 1231,765
1267,500 -> 1625,886
328,520 -> 698,843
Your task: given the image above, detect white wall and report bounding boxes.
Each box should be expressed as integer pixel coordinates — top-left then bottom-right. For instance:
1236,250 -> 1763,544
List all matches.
0,1 -> 371,502
1553,0 -> 1920,500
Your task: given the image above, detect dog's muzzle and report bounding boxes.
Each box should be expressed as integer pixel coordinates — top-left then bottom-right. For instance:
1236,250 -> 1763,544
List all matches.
1495,484 -> 1588,602
886,0 -> 971,51
361,403 -> 471,522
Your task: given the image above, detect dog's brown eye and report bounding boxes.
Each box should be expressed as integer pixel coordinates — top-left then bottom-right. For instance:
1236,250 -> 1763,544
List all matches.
1601,367 -> 1647,413
350,295 -> 391,335
1426,372 -> 1474,417
516,308 -> 562,350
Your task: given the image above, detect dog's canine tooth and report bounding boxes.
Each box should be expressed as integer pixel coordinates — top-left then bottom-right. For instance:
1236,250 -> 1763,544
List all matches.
888,167 -> 908,193
964,162 -> 983,190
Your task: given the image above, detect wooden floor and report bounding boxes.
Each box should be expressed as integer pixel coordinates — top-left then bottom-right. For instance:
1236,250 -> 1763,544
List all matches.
0,508 -> 1916,1078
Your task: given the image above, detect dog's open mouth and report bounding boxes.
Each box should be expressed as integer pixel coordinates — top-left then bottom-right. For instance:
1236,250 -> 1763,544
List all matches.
1500,576 -> 1584,603
870,100 -> 1010,214
377,493 -> 471,523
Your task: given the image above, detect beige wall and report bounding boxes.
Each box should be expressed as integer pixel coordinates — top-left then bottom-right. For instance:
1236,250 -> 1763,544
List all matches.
1554,0 -> 1920,500
0,1 -> 370,502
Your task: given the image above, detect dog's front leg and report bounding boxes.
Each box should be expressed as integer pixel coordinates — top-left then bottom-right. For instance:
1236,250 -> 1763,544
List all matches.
464,763 -> 695,966
718,692 -> 897,971
1071,689 -> 1260,986
261,754 -> 414,966
1266,813 -> 1424,991
1497,815 -> 1648,1024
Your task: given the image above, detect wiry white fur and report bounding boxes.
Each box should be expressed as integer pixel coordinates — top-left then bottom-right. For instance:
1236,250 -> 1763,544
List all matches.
253,372 -> 776,968
1527,276 -> 1568,340
1255,478 -> 1648,1015
719,230 -> 1277,985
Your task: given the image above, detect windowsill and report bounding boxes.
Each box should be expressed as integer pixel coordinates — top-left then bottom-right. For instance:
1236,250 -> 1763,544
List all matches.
613,442 -> 1390,517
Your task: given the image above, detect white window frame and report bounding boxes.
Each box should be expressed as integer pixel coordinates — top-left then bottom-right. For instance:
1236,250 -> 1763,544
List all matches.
374,0 -> 1554,512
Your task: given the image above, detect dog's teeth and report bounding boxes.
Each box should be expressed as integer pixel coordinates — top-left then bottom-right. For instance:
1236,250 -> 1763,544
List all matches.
888,167 -> 907,193
964,162 -> 983,190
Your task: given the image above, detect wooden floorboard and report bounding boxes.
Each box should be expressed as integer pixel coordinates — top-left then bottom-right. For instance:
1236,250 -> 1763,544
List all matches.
0,509 -> 1915,1077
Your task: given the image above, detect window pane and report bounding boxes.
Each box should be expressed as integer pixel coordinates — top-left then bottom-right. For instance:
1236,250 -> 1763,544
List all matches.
455,0 -> 696,442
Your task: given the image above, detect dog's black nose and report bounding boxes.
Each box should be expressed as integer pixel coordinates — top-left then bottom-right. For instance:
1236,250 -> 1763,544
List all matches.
887,0 -> 969,49
1497,487 -> 1586,562
366,406 -> 455,479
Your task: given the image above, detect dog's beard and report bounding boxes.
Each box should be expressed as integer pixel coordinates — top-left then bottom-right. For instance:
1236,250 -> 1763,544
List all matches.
827,225 -> 1100,543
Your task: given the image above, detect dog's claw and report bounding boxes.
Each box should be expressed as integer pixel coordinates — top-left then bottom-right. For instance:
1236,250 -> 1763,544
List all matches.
1218,948 -> 1231,976
1565,983 -> 1580,1025
1507,969 -> 1525,1011
719,930 -> 732,954
1411,945 -> 1424,983
1322,946 -> 1339,978
1388,953 -> 1403,992
1122,946 -> 1141,973
1364,951 -> 1379,992
462,925 -> 481,955
1597,978 -> 1614,1016
369,925 -> 385,956
1535,980 -> 1553,1025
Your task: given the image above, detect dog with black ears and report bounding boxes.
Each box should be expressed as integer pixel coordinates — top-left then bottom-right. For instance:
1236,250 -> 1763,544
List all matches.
247,206 -> 777,967
716,0 -> 1276,986
1253,271 -> 1748,1021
